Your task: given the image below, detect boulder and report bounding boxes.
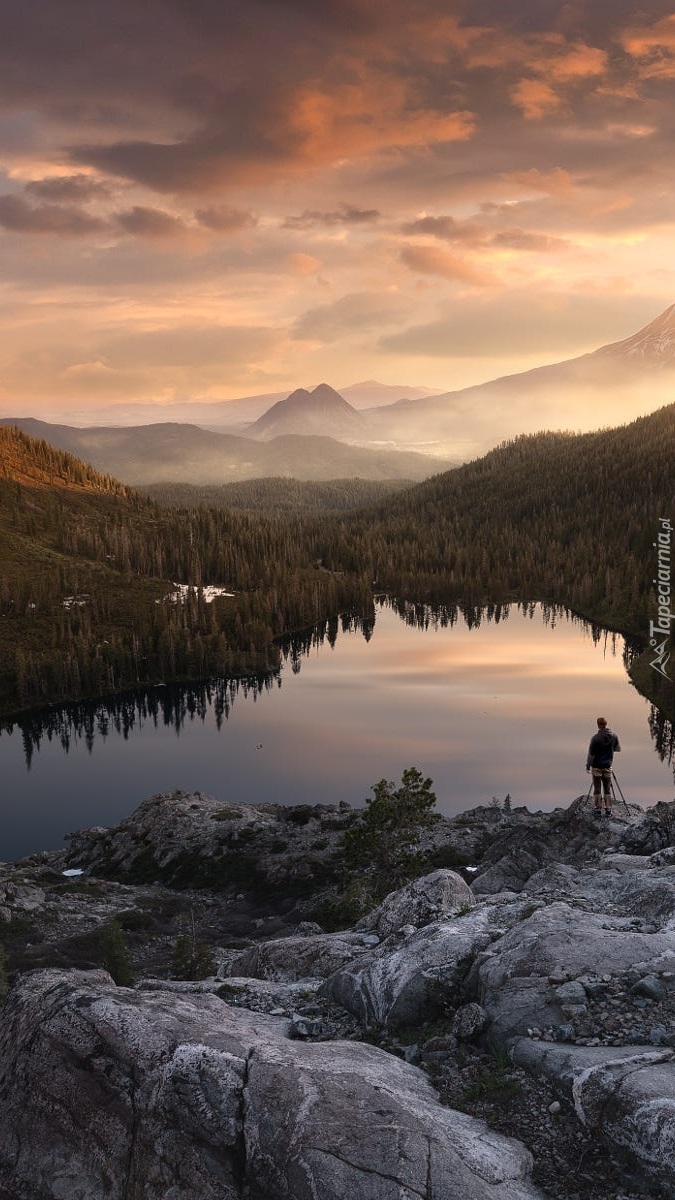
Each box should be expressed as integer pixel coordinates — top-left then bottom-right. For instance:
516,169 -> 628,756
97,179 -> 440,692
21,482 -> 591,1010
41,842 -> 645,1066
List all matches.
356,869 -> 474,937
321,907 -> 497,1027
63,791 -> 350,896
227,930 -> 374,982
0,969 -> 547,1200
468,901 -> 675,1040
452,1002 -> 490,1041
472,850 -> 543,895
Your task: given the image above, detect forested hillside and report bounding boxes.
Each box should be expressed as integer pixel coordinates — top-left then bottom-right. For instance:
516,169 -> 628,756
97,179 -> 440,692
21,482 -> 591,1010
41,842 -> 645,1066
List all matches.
142,477 -> 414,513
0,426 -> 129,495
1,406 -> 673,720
0,427 -> 371,717
321,404 -> 675,636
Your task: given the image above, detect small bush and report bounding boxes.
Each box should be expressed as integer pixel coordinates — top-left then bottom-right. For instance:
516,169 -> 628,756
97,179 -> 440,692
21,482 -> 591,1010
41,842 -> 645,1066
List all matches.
286,806 -> 314,826
171,934 -> 215,981
314,880 -> 376,931
170,909 -> 215,980
100,920 -> 135,986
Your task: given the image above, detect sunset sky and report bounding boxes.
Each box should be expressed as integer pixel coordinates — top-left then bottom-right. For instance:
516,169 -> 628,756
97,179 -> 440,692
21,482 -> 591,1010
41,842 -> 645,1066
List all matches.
3,0 -> 675,417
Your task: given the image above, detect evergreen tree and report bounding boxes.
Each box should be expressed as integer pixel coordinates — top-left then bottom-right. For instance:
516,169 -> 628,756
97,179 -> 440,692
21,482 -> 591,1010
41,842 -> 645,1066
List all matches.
341,767 -> 438,903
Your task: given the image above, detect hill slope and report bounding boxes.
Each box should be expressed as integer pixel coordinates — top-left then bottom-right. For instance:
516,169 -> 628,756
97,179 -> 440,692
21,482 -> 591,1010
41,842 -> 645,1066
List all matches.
0,425 -> 130,495
0,418 -> 450,484
338,402 -> 675,641
0,427 -> 375,718
141,477 -> 413,514
366,304 -> 675,456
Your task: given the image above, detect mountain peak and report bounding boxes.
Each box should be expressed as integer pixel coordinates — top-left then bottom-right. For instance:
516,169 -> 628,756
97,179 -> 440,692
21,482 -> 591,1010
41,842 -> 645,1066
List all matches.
308,382 -> 345,403
246,383 -> 366,440
594,302 -> 675,366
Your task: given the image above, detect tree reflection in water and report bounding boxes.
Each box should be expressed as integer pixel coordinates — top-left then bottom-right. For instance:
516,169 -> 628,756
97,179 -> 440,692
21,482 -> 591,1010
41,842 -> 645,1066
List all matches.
2,601 -> 671,774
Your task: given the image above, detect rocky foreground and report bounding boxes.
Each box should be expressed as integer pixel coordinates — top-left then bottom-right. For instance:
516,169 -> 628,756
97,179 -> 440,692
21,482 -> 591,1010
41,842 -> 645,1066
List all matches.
2,791 -> 675,1199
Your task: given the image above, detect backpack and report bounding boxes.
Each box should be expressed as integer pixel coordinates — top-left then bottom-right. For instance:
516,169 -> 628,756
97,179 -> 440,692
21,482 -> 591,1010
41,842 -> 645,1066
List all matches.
595,730 -> 614,766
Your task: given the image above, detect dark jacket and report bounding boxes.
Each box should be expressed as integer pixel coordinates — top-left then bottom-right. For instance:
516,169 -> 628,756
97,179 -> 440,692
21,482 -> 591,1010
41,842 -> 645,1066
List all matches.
586,728 -> 621,770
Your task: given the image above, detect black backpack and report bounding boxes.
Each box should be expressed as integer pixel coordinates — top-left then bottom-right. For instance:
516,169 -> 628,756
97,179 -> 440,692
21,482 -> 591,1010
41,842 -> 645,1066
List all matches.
595,730 -> 614,765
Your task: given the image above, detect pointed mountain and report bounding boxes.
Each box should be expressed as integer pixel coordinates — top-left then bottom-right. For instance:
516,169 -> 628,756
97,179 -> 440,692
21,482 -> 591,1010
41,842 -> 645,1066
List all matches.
246,383 -> 367,440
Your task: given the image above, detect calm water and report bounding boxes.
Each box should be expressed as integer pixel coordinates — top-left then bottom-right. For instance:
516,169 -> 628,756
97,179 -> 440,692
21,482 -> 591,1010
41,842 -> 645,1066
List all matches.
1,603 -> 672,861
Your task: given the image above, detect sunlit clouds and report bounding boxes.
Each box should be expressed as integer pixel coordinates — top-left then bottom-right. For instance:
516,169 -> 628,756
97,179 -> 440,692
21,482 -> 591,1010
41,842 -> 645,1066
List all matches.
2,1 -> 675,416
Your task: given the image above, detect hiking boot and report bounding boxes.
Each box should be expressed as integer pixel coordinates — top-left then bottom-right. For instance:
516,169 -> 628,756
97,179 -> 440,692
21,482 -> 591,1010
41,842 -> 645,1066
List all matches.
592,808 -> 602,819
603,810 -> 612,819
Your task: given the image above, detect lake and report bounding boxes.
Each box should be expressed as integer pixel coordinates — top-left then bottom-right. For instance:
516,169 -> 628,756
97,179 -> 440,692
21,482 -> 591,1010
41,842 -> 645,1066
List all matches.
1,602 -> 672,862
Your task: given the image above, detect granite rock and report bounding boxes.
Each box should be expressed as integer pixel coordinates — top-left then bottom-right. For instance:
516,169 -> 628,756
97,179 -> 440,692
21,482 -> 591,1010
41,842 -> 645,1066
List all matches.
0,968 -> 547,1200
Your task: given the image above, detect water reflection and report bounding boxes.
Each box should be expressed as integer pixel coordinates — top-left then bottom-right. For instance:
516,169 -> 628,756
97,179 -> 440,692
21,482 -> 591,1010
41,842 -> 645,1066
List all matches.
8,674 -> 280,768
2,600 -> 671,772
1,611 -> 379,768
649,706 -> 675,767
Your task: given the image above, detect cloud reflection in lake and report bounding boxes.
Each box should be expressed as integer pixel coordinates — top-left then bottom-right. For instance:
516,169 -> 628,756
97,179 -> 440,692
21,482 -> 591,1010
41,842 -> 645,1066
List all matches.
0,603 -> 671,861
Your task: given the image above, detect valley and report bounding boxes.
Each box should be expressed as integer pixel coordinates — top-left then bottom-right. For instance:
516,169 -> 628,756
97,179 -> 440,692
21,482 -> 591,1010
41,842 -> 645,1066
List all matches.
0,398 -> 673,725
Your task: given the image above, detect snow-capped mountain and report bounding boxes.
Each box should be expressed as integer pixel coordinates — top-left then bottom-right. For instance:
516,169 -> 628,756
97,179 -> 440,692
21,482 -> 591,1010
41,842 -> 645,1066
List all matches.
593,303 -> 675,366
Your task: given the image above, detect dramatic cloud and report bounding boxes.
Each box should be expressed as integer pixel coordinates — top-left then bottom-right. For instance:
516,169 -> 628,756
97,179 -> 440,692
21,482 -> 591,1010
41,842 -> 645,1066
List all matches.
510,78 -> 563,120
622,13 -> 675,79
292,292 -> 410,342
25,174 -> 112,202
0,0 -> 673,412
380,292 -> 659,360
402,214 -> 570,253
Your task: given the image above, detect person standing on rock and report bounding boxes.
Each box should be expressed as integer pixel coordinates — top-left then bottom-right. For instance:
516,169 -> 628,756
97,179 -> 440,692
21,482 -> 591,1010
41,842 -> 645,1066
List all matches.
586,716 -> 621,819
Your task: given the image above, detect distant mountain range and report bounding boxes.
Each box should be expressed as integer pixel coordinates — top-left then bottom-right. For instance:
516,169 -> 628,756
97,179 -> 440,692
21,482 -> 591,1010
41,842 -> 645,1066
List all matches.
0,417 -> 452,485
10,380 -> 437,431
3,304 -> 675,476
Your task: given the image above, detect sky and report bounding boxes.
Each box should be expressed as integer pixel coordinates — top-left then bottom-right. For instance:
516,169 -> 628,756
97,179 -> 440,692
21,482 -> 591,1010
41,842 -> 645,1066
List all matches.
3,0 -> 675,417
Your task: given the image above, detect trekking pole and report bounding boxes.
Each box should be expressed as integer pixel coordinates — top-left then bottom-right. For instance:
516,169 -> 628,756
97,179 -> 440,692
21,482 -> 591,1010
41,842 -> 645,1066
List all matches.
611,771 -> 630,816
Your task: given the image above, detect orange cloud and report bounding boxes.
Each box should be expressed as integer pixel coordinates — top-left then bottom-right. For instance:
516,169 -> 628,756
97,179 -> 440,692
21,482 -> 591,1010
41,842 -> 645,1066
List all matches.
472,31 -> 608,120
194,206 -> 257,233
622,13 -> 675,79
288,72 -> 475,164
510,78 -> 562,120
287,253 -> 323,275
0,194 -> 106,236
542,42 -> 607,83
400,243 -> 495,286
115,206 -> 188,238
500,168 -> 575,196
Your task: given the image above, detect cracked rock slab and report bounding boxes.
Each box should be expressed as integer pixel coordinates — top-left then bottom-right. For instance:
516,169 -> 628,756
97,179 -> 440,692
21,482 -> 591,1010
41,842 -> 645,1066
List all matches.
0,968 -> 547,1200
511,1038 -> 675,1194
321,907 -> 497,1027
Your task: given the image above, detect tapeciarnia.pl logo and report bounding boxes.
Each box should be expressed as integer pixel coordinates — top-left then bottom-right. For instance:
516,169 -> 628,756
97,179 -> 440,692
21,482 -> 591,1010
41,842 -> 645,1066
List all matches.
650,517 -> 673,681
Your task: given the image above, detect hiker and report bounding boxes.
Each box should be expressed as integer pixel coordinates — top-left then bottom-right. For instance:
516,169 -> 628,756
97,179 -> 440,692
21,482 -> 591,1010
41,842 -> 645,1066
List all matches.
586,716 -> 621,819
